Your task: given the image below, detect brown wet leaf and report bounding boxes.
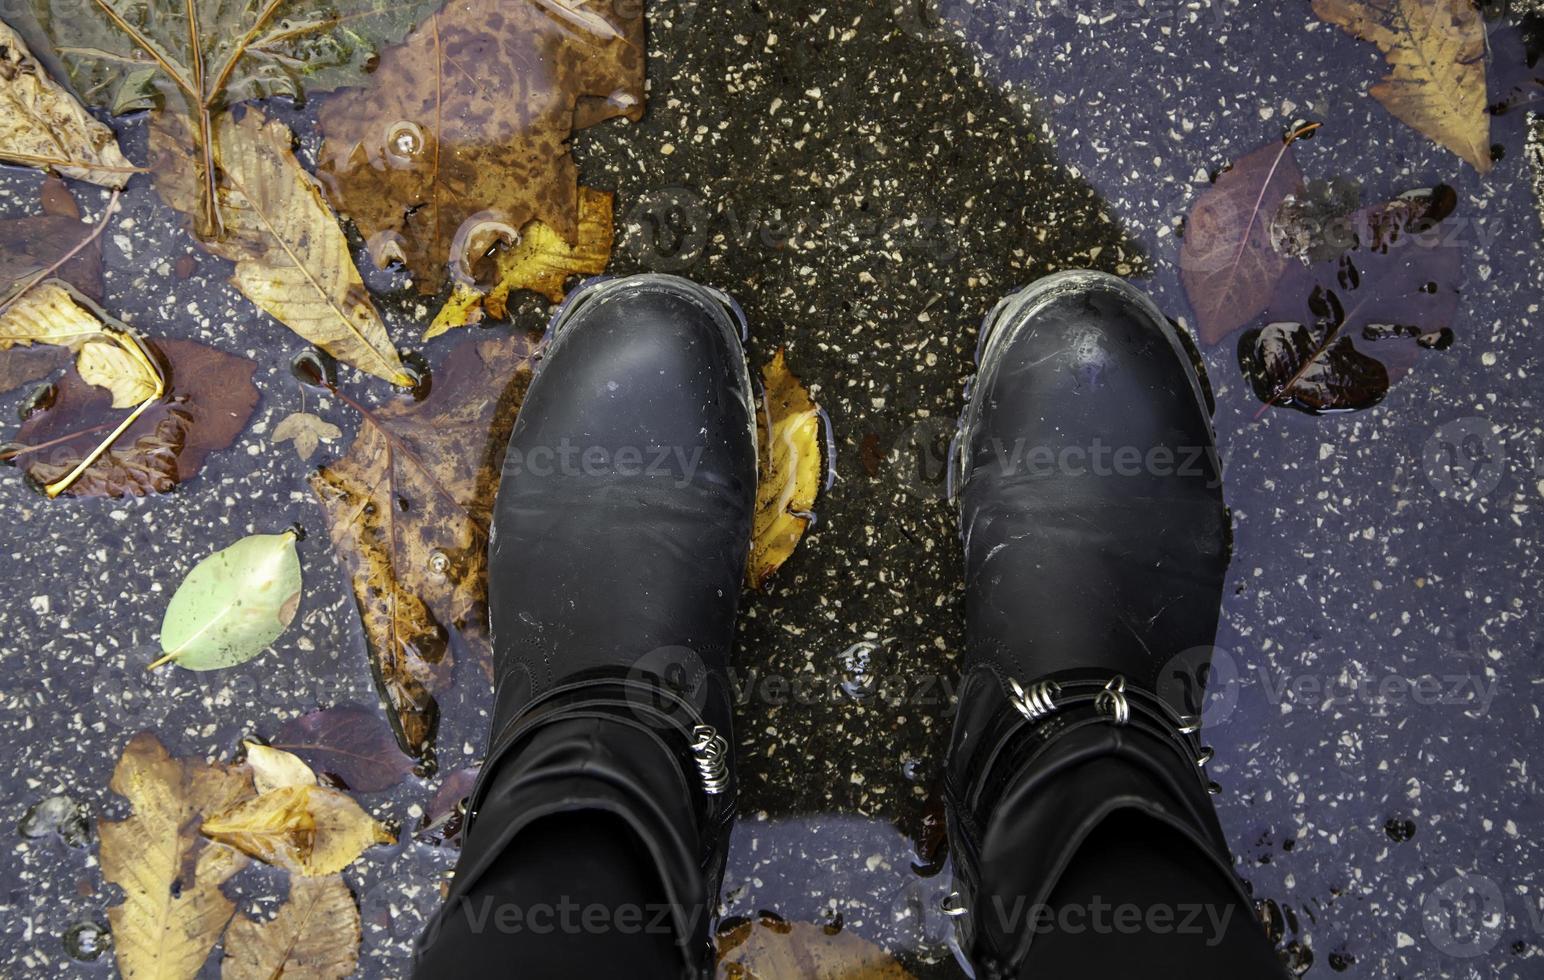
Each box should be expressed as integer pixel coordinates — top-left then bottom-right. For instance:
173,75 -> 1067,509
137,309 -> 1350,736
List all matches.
414,765 -> 479,847
1312,0 -> 1491,172
747,349 -> 824,590
716,915 -> 916,979
425,187 -> 615,338
310,335 -> 537,761
221,875 -> 361,980
16,337 -> 258,497
0,178 -> 103,303
272,703 -> 417,793
99,732 -> 254,980
316,0 -> 644,293
0,346 -> 64,394
0,19 -> 134,187
201,783 -> 395,877
1179,135 -> 1308,346
153,109 -> 413,386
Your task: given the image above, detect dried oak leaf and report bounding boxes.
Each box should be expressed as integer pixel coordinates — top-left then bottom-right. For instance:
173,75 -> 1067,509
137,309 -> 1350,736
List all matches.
271,703 -> 416,793
99,732 -> 254,980
17,337 -> 258,497
0,178 -> 103,302
153,108 -> 413,386
310,335 -> 536,761
222,874 -> 361,980
426,186 -> 615,339
747,349 -> 824,590
715,915 -> 916,979
37,0 -> 439,235
1312,0 -> 1491,173
1180,138 -> 1306,346
315,0 -> 644,293
0,19 -> 133,187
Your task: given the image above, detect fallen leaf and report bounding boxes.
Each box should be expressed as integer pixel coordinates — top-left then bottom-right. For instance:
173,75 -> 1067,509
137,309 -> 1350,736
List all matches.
99,732 -> 254,980
414,765 -> 479,847
272,704 -> 417,793
0,178 -> 104,303
150,531 -> 303,671
222,875 -> 360,980
243,742 -> 318,794
0,346 -> 64,394
426,187 -> 615,338
1180,134 -> 1309,346
201,784 -> 395,876
715,915 -> 916,979
1239,318 -> 1390,414
316,0 -> 644,292
748,349 -> 824,590
272,411 -> 341,462
0,279 -> 110,350
153,109 -> 413,386
39,0 -> 439,235
77,336 -> 158,407
310,335 -> 536,761
0,19 -> 134,187
1312,0 -> 1492,172
17,337 -> 258,496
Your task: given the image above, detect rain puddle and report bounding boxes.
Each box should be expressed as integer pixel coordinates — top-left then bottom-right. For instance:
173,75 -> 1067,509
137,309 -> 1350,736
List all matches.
3,0 -> 1542,978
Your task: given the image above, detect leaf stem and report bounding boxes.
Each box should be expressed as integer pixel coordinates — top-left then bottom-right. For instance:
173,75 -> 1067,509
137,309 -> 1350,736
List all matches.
43,328 -> 168,497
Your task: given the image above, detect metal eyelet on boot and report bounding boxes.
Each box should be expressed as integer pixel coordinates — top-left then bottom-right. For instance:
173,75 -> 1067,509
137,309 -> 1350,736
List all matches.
1196,746 -> 1215,767
940,892 -> 969,918
690,724 -> 730,795
1095,675 -> 1131,726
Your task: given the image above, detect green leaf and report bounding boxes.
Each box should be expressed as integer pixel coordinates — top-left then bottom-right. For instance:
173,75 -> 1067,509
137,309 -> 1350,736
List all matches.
152,530 -> 302,671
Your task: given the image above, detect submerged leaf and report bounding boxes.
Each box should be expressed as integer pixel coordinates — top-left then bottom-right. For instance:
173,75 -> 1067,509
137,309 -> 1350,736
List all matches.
272,411 -> 341,462
1312,0 -> 1491,172
748,350 -> 824,590
152,531 -> 303,671
0,178 -> 104,304
99,732 -> 254,980
222,875 -> 361,980
153,109 -> 413,386
715,915 -> 916,979
1240,319 -> 1390,414
426,187 -> 615,338
37,0 -> 439,234
272,704 -> 416,793
310,335 -> 536,761
201,784 -> 395,876
0,19 -> 133,188
316,0 -> 644,292
17,337 -> 256,496
1180,137 -> 1307,346
0,346 -> 64,394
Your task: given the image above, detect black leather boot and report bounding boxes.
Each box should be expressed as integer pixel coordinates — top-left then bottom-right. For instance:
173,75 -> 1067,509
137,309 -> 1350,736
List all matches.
944,271 -> 1279,976
422,274 -> 757,976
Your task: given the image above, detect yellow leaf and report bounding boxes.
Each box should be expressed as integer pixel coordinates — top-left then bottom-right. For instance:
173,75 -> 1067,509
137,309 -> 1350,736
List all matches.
747,349 -> 824,589
243,742 -> 318,794
1311,0 -> 1491,173
0,20 -> 134,188
0,280 -> 107,351
715,916 -> 916,979
99,732 -> 254,980
221,875 -> 361,980
77,338 -> 159,408
425,187 -> 615,339
271,411 -> 342,462
201,784 -> 395,876
151,109 -> 414,386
